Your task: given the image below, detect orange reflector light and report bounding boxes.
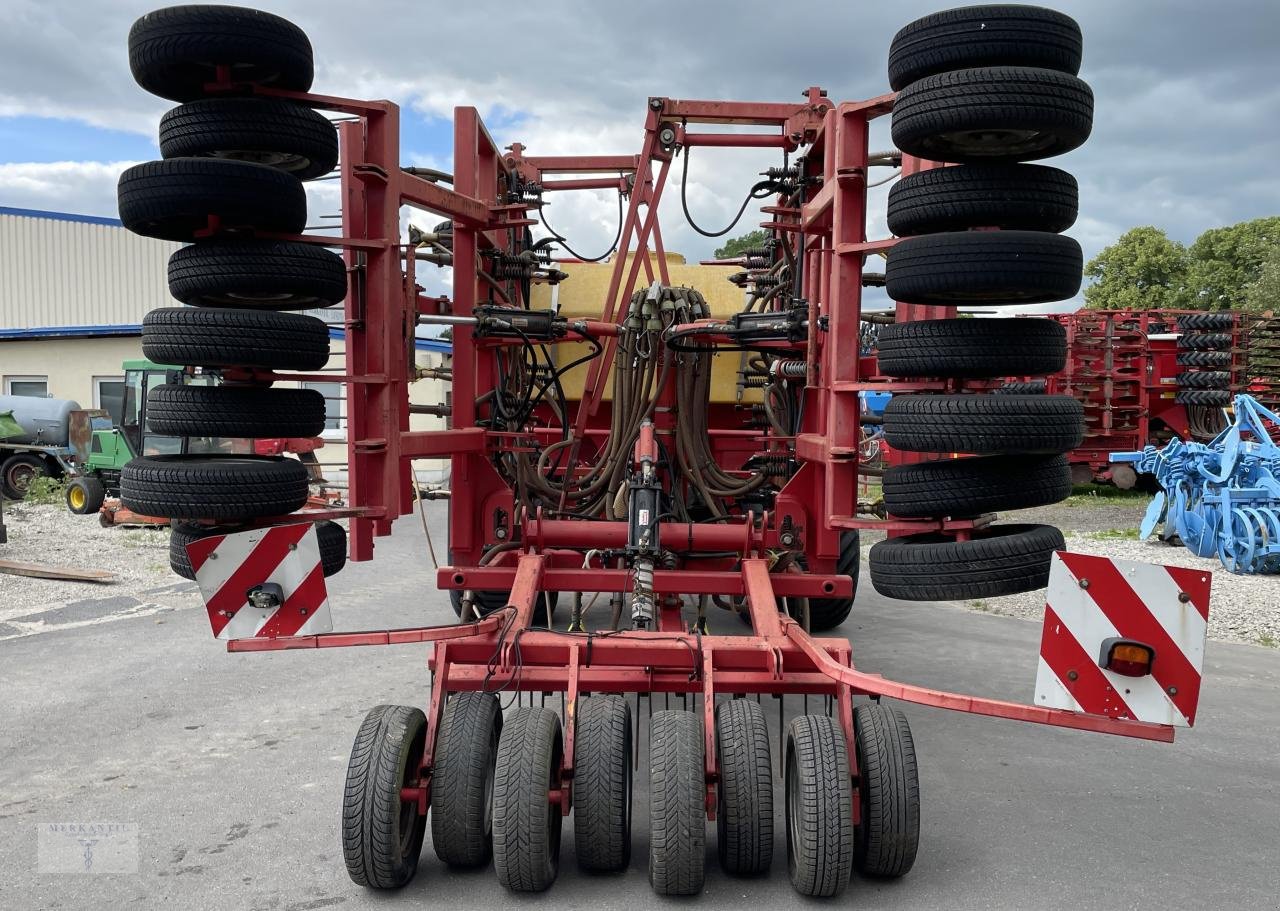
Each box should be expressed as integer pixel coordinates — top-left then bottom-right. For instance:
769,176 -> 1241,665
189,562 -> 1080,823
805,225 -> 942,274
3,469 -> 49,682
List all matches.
1099,637 -> 1155,677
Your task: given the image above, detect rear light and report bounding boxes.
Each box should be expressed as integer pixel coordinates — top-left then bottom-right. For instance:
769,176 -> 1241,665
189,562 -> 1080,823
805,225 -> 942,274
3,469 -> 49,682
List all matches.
1099,637 -> 1155,677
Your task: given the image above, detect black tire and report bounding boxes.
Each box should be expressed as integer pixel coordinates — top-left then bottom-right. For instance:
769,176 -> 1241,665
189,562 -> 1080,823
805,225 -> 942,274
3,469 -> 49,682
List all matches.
121,455 -> 309,520
649,710 -> 705,896
493,707 -> 563,893
142,307 -> 330,371
885,231 -> 1082,306
1,453 -> 48,500
1179,312 -> 1234,331
869,523 -> 1064,600
785,714 -> 853,898
886,164 -> 1077,236
169,240 -> 348,309
1176,389 -> 1232,406
574,696 -> 633,874
1176,371 -> 1230,390
883,394 -> 1083,455
808,530 -> 860,631
715,699 -> 773,877
169,519 -> 345,580
147,384 -> 327,438
1177,332 -> 1231,350
877,317 -> 1066,378
888,5 -> 1082,91
342,704 -> 427,889
160,98 -> 337,180
65,476 -> 106,515
883,454 -> 1071,518
118,158 -> 306,242
431,692 -> 502,868
995,380 -> 1048,395
128,4 -> 313,102
892,66 -> 1094,163
1176,350 -> 1231,368
853,704 -> 920,878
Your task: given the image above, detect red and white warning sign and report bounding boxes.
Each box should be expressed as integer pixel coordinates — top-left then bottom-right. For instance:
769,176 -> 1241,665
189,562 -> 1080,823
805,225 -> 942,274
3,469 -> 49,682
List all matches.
186,523 -> 332,640
1035,551 -> 1211,727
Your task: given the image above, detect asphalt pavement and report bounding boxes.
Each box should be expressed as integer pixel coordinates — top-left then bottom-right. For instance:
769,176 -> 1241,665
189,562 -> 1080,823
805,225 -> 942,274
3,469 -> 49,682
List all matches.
1,503 -> 1277,910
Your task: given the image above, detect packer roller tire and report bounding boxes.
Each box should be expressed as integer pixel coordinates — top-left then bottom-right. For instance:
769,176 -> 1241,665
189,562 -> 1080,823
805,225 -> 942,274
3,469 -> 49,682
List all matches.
1176,389 -> 1232,407
995,380 -> 1048,395
142,307 -> 330,371
493,707 -> 563,893
147,383 -> 327,438
117,158 -> 306,242
1176,371 -> 1230,390
1176,350 -> 1231,368
886,163 -> 1077,236
648,710 -> 705,896
891,66 -> 1094,163
573,696 -> 633,874
869,523 -> 1065,601
885,231 -> 1082,306
853,703 -> 920,878
888,4 -> 1082,91
882,454 -> 1071,519
1178,312 -> 1233,331
168,240 -> 348,309
128,4 -> 313,102
1177,332 -> 1231,351
785,714 -> 853,897
882,393 -> 1083,455
341,704 -> 427,889
876,317 -> 1066,378
159,97 -> 338,180
431,692 -> 502,868
169,519 -> 346,581
715,699 -> 773,877
121,454 -> 310,520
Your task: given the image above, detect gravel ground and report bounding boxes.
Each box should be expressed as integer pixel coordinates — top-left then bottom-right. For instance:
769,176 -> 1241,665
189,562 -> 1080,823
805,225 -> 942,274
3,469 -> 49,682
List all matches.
0,502 -> 199,640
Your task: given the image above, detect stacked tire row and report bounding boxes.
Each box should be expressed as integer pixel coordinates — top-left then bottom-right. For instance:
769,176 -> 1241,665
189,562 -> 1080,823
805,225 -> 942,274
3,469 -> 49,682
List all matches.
1176,311 -> 1235,408
116,5 -> 348,577
869,5 -> 1091,601
1245,314 -> 1280,411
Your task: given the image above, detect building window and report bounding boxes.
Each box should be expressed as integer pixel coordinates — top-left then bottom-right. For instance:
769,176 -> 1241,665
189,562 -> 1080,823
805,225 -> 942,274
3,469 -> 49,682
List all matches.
4,376 -> 48,397
303,381 -> 344,431
94,376 -> 127,424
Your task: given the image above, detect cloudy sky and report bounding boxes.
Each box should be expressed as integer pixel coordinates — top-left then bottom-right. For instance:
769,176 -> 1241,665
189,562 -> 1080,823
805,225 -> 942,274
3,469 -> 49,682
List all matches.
1,0 -> 1277,309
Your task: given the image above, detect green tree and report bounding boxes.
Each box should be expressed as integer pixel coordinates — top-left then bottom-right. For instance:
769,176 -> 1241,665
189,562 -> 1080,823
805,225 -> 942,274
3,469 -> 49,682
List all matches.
714,229 -> 768,260
1187,216 -> 1280,311
1083,226 -> 1189,310
1244,246 -> 1280,313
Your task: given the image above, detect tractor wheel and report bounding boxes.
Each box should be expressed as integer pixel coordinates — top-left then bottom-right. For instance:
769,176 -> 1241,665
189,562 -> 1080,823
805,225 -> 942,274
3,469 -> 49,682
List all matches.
159,97 -> 338,180
142,307 -> 329,371
0,453 -> 47,500
1176,389 -> 1232,406
883,454 -> 1072,518
1178,312 -> 1234,331
886,163 -> 1077,236
852,703 -> 920,878
1176,371 -> 1230,390
117,158 -> 306,242
891,66 -> 1094,163
885,230 -> 1082,306
147,384 -> 327,438
648,710 -> 705,896
169,240 -> 348,309
169,519 -> 345,580
785,714 -> 853,897
431,692 -> 502,868
573,696 -> 633,874
715,699 -> 773,876
65,476 -> 106,515
1176,350 -> 1231,368
869,523 -> 1065,601
128,5 -> 313,102
876,317 -> 1066,378
1177,332 -> 1231,350
121,455 -> 310,520
493,707 -> 563,892
888,5 -> 1082,91
341,704 -> 428,889
883,393 -> 1083,455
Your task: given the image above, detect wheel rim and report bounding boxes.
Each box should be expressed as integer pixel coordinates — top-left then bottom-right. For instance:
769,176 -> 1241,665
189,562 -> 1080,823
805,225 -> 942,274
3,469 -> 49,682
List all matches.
210,148 -> 315,173
69,486 -> 85,510
7,462 -> 37,493
937,127 -> 1056,157
398,725 -> 427,856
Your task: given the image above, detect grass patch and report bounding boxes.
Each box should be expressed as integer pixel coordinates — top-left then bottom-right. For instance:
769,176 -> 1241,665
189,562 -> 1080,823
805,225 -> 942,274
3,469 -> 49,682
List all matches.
21,476 -> 65,506
1065,483 -> 1153,507
1257,632 -> 1278,649
969,599 -> 990,612
1087,527 -> 1142,541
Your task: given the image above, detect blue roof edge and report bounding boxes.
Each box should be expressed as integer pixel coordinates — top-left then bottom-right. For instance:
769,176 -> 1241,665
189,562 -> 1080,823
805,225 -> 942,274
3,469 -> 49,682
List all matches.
0,205 -> 123,228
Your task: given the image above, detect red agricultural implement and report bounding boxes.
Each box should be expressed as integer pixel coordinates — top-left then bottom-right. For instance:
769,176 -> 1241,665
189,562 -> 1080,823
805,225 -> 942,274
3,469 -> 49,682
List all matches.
114,3 -> 1211,898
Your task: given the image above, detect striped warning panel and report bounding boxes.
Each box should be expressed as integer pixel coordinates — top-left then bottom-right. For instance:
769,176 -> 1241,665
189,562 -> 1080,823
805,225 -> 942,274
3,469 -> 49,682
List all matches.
1034,551 -> 1211,727
187,524 -> 332,640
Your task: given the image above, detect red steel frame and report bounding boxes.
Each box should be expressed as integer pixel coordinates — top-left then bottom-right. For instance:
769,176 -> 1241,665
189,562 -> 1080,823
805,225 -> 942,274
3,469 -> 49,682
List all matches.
220,82 -> 1183,832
